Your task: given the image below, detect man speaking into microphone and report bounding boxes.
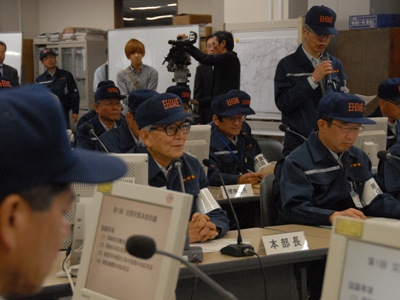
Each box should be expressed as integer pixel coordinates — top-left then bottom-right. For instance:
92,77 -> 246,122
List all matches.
132,92 -> 229,243
274,5 -> 348,156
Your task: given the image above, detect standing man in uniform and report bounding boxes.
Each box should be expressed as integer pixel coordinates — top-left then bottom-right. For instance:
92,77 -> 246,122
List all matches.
36,48 -> 80,128
0,41 -> 19,86
275,5 -> 348,156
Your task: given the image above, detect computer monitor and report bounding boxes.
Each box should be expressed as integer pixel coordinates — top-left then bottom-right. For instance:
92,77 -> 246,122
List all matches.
68,153 -> 149,265
73,181 -> 192,300
322,216 -> 400,300
184,124 -> 211,173
353,117 -> 388,168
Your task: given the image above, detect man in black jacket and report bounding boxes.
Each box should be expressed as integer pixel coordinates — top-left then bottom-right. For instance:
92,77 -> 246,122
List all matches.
0,41 -> 19,86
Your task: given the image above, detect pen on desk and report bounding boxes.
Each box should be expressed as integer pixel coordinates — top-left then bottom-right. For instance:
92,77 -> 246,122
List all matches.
247,169 -> 262,180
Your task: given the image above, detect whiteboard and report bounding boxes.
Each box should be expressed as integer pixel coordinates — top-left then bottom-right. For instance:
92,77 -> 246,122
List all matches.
0,32 -> 22,85
233,28 -> 298,116
108,25 -> 200,94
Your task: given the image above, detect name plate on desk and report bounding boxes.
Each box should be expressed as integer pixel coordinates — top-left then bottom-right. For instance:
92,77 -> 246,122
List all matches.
218,184 -> 254,199
259,231 -> 308,255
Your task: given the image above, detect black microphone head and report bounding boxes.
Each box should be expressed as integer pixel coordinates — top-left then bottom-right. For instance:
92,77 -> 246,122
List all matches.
279,124 -> 288,132
202,159 -> 215,170
171,158 -> 183,169
377,150 -> 389,161
83,123 -> 94,135
126,235 -> 156,259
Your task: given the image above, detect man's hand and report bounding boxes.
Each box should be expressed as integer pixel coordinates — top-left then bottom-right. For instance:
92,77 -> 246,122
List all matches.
312,60 -> 333,83
189,212 -> 218,243
329,208 -> 367,224
72,113 -> 79,123
177,33 -> 187,39
237,172 -> 265,185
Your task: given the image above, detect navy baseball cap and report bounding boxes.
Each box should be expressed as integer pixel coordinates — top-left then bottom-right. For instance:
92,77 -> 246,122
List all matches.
135,92 -> 193,129
39,48 -> 57,60
0,84 -> 127,198
231,89 -> 255,115
128,89 -> 158,112
305,5 -> 338,35
94,81 -> 125,102
96,80 -> 115,89
317,93 -> 376,124
378,78 -> 400,103
166,85 -> 191,104
211,91 -> 248,116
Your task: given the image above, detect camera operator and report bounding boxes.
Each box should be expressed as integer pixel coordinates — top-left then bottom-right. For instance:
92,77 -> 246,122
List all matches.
178,31 -> 240,123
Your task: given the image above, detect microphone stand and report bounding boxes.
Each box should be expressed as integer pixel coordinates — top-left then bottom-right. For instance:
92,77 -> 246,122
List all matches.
83,123 -> 110,153
171,158 -> 203,262
204,160 -> 254,257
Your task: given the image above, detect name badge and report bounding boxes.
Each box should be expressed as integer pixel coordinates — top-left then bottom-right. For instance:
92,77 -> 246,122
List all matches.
259,231 -> 308,255
218,184 -> 254,199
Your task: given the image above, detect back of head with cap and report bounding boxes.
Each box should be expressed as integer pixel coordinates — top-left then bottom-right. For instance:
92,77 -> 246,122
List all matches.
166,85 -> 191,104
317,93 -> 376,125
135,92 -> 193,130
378,78 -> 400,103
305,5 -> 338,35
0,85 -> 127,198
128,89 -> 159,113
211,90 -> 248,117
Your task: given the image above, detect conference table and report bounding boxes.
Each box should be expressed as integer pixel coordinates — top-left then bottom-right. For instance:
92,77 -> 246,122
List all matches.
23,225 -> 331,300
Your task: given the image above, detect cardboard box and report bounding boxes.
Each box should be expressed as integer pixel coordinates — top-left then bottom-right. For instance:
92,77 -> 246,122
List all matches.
349,14 -> 400,30
200,25 -> 212,38
173,14 -> 211,25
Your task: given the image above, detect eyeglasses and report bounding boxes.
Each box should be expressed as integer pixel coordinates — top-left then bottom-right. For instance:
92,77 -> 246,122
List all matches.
331,122 -> 364,134
223,115 -> 245,123
150,121 -> 191,136
306,27 -> 333,41
98,102 -> 123,109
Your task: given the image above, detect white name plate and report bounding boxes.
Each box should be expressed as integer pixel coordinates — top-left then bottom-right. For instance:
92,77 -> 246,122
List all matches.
259,231 -> 308,255
218,184 -> 254,199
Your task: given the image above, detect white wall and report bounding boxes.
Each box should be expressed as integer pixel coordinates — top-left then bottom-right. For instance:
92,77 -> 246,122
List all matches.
178,0 -> 213,15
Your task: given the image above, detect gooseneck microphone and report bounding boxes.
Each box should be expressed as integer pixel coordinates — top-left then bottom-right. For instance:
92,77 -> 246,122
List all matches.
377,150 -> 400,162
171,158 -> 185,193
279,124 -> 307,141
322,51 -> 333,85
203,159 -> 254,257
82,123 -> 110,153
126,235 -> 238,300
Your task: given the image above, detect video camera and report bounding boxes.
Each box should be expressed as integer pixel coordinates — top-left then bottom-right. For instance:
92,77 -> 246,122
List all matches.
163,31 -> 198,84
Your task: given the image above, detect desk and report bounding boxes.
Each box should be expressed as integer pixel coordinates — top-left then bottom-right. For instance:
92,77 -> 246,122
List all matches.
176,226 -> 330,300
24,226 -> 330,300
209,186 -> 262,229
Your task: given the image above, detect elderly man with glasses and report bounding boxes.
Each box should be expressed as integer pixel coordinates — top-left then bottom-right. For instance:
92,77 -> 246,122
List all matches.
133,92 -> 229,243
208,90 -> 267,186
274,5 -> 348,157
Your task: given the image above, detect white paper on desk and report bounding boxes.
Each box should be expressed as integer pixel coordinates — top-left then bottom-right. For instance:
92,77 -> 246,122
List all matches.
191,239 -> 252,253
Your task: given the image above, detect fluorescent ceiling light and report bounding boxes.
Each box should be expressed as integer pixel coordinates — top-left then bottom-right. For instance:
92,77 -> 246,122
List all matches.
123,17 -> 136,21
130,6 -> 161,11
167,3 -> 177,6
146,15 -> 173,20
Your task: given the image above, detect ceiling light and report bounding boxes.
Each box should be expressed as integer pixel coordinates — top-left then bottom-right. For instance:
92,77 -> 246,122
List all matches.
146,15 -> 173,20
130,6 -> 161,11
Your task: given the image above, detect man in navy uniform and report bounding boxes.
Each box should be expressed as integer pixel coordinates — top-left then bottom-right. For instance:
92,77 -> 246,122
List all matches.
98,89 -> 158,153
134,92 -> 229,243
208,90 -> 266,186
74,81 -> 124,150
36,48 -> 80,128
275,5 -> 348,156
369,78 -> 400,150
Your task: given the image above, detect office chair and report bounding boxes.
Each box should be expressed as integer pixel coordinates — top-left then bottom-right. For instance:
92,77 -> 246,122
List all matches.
256,137 -> 284,162
259,174 -> 279,227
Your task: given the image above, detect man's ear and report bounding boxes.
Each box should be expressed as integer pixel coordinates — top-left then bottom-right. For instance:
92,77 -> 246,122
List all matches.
93,102 -> 100,113
0,195 -> 27,251
212,115 -> 219,127
317,119 -> 327,133
139,129 -> 152,148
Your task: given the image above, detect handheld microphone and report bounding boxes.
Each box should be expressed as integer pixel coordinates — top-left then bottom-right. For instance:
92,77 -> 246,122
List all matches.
322,51 -> 333,85
126,235 -> 238,300
170,157 -> 203,262
279,124 -> 307,141
203,159 -> 254,257
377,150 -> 400,162
82,123 -> 110,153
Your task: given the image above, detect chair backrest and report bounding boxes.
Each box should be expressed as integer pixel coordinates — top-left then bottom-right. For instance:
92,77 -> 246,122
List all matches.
259,174 -> 279,227
256,137 -> 284,162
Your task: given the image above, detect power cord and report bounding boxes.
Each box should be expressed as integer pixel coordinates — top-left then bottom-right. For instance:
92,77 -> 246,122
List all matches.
188,255 -> 201,300
244,248 -> 268,300
62,243 -> 77,293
